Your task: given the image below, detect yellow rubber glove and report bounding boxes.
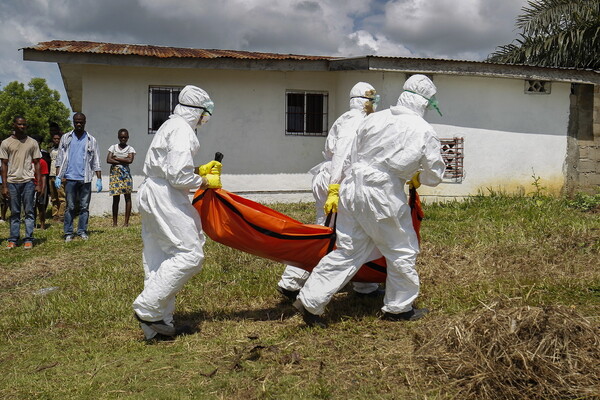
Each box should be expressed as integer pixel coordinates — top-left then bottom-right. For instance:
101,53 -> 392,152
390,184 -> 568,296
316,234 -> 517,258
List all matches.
204,174 -> 222,189
323,184 -> 340,214
197,161 -> 222,176
408,172 -> 421,189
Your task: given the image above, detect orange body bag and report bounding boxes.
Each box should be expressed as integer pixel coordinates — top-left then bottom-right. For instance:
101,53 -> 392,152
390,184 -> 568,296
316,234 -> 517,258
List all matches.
192,188 -> 423,283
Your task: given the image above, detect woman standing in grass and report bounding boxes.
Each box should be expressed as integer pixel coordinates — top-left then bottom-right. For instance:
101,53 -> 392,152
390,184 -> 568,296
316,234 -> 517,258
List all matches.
107,129 -> 135,227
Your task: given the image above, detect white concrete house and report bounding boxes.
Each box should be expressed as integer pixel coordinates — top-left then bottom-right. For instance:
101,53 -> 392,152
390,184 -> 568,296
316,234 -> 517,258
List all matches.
22,41 -> 600,215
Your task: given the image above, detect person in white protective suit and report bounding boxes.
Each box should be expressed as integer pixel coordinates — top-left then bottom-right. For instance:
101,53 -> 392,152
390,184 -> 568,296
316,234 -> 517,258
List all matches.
277,82 -> 382,300
132,85 -> 222,340
293,74 -> 446,327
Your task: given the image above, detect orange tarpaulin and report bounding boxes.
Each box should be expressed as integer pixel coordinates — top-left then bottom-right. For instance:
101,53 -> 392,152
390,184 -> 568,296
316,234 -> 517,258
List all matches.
409,187 -> 424,243
192,188 -> 423,283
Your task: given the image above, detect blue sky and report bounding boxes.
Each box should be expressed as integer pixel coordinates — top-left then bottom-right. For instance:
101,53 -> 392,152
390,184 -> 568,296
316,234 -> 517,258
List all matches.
0,0 -> 528,111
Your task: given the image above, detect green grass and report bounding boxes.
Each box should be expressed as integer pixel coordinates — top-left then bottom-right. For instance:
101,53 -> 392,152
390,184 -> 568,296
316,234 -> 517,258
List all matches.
0,194 -> 598,399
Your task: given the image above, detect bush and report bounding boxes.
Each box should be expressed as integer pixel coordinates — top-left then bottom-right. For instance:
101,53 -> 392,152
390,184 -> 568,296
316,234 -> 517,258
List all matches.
566,192 -> 600,212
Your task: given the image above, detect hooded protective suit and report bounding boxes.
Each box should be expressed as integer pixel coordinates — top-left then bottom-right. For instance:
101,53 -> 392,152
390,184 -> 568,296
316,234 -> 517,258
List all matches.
278,82 -> 380,294
133,85 -> 212,339
297,75 -> 446,316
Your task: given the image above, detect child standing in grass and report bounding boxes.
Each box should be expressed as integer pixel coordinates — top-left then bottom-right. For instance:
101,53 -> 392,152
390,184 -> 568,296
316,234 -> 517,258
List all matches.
106,129 -> 135,227
32,135 -> 50,230
48,124 -> 65,222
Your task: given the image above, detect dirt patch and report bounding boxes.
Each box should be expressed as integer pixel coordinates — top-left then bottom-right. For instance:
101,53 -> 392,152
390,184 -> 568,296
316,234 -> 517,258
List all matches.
413,303 -> 600,399
0,257 -> 81,289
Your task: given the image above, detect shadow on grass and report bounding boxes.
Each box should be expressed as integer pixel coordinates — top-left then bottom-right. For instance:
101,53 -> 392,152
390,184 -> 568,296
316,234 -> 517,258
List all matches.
176,288 -> 385,328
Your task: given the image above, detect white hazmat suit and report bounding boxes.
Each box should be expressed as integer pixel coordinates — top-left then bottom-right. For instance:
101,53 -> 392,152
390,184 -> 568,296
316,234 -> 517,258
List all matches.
133,85 -> 213,340
278,82 -> 380,295
296,75 -> 446,318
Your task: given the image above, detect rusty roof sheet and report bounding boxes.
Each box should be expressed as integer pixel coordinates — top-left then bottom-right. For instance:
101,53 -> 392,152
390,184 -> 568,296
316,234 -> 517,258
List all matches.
25,40 -> 336,61
24,40 -> 599,78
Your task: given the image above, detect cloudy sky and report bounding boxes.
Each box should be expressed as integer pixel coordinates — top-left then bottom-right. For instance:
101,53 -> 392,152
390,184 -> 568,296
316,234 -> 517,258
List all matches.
0,0 -> 528,109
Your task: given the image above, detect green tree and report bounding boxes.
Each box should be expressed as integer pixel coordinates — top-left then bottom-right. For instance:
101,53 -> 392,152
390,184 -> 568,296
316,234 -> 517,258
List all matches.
0,78 -> 72,143
488,0 -> 600,70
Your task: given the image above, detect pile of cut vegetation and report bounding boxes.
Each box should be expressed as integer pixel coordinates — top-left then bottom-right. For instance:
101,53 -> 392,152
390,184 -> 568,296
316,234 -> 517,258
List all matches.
413,303 -> 600,399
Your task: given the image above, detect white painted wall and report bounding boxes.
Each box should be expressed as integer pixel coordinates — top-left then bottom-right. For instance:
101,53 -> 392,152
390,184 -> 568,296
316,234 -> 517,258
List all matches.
78,66 -> 572,215
430,75 -> 571,197
81,65 -> 340,176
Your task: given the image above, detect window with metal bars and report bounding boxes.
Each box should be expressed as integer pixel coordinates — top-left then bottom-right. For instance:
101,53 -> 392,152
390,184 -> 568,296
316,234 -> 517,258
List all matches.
286,91 -> 328,136
148,86 -> 182,134
440,137 -> 464,182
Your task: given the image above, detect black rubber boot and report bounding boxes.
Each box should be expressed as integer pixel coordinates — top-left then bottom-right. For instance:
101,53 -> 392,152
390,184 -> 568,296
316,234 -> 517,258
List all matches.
134,313 -> 176,336
381,308 -> 429,321
277,286 -> 300,301
292,299 -> 327,328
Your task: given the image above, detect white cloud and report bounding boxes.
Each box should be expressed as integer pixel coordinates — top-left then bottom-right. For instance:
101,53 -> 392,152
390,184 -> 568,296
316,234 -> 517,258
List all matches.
381,0 -> 526,59
337,30 -> 413,57
0,18 -> 41,82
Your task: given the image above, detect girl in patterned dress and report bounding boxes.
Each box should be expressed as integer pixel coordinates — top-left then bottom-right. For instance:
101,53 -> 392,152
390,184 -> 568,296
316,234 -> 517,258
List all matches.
107,129 -> 136,226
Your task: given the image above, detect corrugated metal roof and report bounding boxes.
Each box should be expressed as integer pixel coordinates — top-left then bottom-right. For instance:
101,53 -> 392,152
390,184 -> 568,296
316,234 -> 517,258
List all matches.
26,40 -> 336,61
361,54 -> 597,72
24,40 -> 599,78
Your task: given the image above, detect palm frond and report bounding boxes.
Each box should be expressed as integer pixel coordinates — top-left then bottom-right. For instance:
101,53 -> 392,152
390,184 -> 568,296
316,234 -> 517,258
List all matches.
488,25 -> 599,69
488,0 -> 600,70
517,0 -> 598,35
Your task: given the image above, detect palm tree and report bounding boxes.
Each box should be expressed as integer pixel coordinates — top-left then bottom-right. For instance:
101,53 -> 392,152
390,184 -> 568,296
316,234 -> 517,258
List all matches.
488,0 -> 599,70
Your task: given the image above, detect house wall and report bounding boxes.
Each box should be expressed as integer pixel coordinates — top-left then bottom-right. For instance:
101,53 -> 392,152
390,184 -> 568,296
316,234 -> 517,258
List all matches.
431,75 -> 571,197
333,72 -> 572,197
81,64 -> 347,174
79,65 -> 573,215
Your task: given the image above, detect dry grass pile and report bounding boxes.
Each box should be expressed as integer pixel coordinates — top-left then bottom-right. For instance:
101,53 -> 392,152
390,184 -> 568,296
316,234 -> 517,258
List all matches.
413,303 -> 600,399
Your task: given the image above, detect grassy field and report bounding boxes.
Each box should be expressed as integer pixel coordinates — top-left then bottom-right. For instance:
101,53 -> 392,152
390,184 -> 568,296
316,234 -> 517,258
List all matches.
0,193 -> 598,399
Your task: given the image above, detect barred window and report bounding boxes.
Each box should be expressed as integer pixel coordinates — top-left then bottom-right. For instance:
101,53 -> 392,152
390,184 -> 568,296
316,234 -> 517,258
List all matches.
148,86 -> 182,134
286,91 -> 328,136
440,137 -> 464,182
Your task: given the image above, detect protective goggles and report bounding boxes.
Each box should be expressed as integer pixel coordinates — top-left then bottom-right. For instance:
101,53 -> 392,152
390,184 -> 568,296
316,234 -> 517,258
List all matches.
180,100 -> 214,116
352,94 -> 381,106
404,90 -> 442,116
